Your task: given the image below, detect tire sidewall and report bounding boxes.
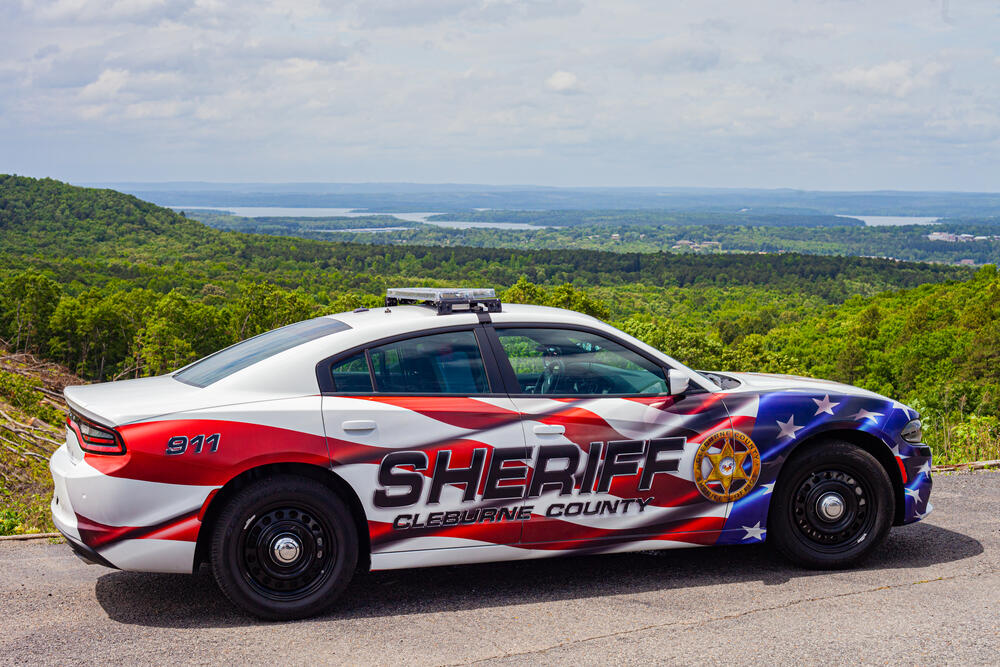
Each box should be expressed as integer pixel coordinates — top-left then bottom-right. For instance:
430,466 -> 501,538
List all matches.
211,475 -> 358,620
770,441 -> 893,569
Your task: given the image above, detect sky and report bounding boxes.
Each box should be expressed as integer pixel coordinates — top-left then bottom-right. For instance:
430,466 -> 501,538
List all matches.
1,0 -> 998,190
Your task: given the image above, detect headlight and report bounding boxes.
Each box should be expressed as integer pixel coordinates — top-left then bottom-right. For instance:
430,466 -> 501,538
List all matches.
900,419 -> 923,443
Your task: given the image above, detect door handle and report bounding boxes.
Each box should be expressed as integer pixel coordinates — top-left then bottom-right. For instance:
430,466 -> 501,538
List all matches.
342,420 -> 377,432
533,424 -> 565,436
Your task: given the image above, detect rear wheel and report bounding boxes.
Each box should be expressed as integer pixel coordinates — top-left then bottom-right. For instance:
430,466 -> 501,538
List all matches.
770,440 -> 893,569
210,475 -> 358,620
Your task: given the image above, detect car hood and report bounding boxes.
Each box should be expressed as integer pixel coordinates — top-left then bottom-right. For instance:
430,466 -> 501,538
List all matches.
720,372 -> 889,400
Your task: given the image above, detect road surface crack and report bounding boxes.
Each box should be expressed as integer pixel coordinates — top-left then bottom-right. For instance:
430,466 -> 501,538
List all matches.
458,568 -> 998,665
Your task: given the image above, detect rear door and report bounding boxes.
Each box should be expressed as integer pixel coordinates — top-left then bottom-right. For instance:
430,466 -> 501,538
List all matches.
319,326 -> 529,556
488,325 -> 735,551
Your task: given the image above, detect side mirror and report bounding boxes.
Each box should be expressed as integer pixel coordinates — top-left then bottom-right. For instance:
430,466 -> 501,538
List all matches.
667,368 -> 690,395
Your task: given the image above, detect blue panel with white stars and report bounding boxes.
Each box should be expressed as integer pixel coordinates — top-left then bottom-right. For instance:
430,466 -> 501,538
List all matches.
714,388 -> 933,546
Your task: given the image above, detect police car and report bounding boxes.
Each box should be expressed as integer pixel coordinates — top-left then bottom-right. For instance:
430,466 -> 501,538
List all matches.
50,288 -> 933,620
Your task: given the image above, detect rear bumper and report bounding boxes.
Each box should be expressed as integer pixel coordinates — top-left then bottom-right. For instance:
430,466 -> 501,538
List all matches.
58,527 -> 119,569
49,443 -> 207,574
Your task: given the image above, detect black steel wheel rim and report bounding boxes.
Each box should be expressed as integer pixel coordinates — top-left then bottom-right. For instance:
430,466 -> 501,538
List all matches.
238,502 -> 337,601
790,467 -> 876,553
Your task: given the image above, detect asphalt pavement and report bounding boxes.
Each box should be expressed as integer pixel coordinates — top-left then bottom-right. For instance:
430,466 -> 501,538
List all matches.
2,470 -> 998,666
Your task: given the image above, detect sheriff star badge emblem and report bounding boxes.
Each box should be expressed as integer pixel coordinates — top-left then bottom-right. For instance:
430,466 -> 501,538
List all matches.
693,429 -> 761,503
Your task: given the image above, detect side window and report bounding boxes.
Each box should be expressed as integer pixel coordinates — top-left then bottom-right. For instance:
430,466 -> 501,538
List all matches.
496,328 -> 668,396
369,330 -> 490,394
330,352 -> 374,393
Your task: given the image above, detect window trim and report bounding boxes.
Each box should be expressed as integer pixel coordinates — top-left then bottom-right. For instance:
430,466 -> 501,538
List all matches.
316,324 -> 503,396
485,323 -> 692,399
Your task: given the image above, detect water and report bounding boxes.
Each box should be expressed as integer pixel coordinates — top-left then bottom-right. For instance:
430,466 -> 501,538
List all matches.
839,215 -> 941,226
173,206 -> 368,217
171,207 -> 544,230
317,227 -> 412,233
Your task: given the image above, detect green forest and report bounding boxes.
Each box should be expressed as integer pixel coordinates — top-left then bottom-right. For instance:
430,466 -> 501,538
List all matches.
188,210 -> 1000,265
1,174 -> 998,534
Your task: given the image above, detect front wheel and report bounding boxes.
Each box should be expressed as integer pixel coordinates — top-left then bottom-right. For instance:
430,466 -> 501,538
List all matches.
769,441 -> 893,569
210,475 -> 358,620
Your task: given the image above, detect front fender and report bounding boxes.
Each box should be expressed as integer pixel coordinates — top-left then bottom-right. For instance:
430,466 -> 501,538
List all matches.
716,391 -> 932,545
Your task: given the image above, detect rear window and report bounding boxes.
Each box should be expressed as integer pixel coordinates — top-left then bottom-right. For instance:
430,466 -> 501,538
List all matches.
175,317 -> 351,387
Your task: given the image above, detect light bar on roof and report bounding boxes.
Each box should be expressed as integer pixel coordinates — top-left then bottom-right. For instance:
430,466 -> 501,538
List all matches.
385,287 -> 501,314
386,287 -> 496,302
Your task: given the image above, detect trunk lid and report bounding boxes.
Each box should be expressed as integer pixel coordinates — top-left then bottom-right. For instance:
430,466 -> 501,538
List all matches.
64,375 -> 207,426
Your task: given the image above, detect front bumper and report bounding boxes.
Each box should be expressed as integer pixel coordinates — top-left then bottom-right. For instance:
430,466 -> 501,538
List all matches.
898,443 -> 933,524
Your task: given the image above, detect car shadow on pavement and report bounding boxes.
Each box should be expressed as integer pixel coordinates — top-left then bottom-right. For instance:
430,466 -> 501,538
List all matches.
95,521 -> 983,629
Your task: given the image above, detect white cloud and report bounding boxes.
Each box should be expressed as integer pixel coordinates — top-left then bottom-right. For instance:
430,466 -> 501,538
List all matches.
545,70 -> 579,94
833,60 -> 948,98
632,37 -> 723,74
79,68 -> 129,100
351,0 -> 582,28
1,0 -> 999,189
26,0 -> 194,24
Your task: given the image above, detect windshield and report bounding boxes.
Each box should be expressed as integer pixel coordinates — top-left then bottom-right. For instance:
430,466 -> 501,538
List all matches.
174,317 -> 350,387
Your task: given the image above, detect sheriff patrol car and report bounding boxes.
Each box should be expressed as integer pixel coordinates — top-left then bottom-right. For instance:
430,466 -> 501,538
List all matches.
50,288 -> 933,620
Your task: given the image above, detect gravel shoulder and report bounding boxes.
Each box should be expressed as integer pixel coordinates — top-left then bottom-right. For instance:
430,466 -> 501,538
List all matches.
1,470 -> 997,666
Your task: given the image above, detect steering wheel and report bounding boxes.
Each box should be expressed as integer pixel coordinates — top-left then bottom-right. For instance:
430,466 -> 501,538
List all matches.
531,345 -> 564,394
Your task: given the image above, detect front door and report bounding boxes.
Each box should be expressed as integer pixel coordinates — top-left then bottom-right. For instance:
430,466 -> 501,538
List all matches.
490,326 -> 735,551
321,328 -> 529,556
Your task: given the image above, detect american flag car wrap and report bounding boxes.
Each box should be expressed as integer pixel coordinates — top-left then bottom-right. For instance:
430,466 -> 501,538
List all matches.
51,383 -> 933,573
718,381 -> 933,546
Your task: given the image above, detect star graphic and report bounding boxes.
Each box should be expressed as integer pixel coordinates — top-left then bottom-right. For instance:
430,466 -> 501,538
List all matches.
742,522 -> 766,541
760,482 -> 776,495
891,400 -> 915,418
812,395 -> 840,416
705,439 -> 750,493
776,415 -> 804,439
905,487 -> 922,503
890,443 -> 910,460
916,461 -> 932,475
849,408 -> 884,423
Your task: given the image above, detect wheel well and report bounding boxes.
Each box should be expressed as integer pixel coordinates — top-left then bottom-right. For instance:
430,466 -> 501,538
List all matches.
787,429 -> 906,525
193,462 -> 371,573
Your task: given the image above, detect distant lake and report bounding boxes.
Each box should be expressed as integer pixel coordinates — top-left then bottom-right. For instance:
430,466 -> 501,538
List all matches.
171,206 -> 542,230
839,215 -> 941,226
318,227 -> 414,233
173,206 -> 369,217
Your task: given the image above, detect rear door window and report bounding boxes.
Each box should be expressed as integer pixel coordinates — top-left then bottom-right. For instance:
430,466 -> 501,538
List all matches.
368,330 -> 489,394
330,352 -> 374,393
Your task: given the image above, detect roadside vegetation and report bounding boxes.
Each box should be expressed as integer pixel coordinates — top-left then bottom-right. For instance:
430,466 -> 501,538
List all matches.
0,351 -> 79,535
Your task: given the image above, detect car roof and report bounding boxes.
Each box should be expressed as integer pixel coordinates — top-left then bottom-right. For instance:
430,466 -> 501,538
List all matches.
326,302 -> 604,330
189,303 -> 718,396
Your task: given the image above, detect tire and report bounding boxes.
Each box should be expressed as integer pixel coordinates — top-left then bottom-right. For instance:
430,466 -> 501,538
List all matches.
210,474 -> 358,620
769,440 -> 893,569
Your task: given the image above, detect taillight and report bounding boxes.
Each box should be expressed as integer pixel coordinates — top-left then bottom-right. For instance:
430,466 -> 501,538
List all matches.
68,412 -> 125,455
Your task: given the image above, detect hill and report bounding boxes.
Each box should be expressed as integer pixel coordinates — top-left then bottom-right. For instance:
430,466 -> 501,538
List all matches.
1,175 -> 969,297
0,176 -> 995,450
99,181 -> 1000,216
0,175 -> 998,534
